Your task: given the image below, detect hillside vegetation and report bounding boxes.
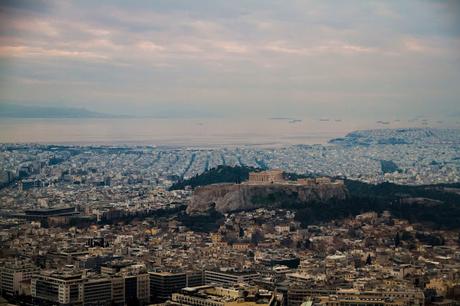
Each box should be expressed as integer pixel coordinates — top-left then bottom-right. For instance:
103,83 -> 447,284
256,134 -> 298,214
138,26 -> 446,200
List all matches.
169,165 -> 260,190
173,166 -> 460,230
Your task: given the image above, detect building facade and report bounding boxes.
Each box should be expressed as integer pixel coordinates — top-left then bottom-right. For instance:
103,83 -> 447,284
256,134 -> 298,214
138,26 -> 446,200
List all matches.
204,270 -> 259,286
248,170 -> 285,184
0,261 -> 39,296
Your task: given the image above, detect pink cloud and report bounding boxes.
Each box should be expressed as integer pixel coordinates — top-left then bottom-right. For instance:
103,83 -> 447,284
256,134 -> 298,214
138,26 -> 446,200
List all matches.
0,45 -> 108,60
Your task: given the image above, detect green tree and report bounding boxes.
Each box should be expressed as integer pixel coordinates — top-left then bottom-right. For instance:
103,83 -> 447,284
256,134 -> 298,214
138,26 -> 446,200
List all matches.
365,254 -> 372,265
394,233 -> 401,247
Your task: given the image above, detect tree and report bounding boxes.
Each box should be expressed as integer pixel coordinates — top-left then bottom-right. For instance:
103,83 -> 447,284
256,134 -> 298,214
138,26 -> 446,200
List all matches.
251,230 -> 264,245
394,232 -> 401,247
401,231 -> 413,241
365,254 -> 372,265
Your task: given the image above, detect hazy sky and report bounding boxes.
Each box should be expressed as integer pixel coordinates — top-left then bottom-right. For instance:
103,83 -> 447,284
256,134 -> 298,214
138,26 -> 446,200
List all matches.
0,0 -> 459,119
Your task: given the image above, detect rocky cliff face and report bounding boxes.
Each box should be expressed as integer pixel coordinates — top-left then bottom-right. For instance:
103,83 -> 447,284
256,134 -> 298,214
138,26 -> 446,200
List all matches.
186,183 -> 348,215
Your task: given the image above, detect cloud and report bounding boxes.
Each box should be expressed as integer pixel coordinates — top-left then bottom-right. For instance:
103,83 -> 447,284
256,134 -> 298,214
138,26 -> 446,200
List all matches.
136,40 -> 165,52
213,41 -> 248,54
0,45 -> 109,60
263,40 -> 376,56
0,0 -> 459,119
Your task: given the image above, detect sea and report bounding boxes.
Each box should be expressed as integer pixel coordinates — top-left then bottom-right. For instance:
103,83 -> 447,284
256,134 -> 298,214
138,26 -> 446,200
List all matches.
0,118 -> 456,147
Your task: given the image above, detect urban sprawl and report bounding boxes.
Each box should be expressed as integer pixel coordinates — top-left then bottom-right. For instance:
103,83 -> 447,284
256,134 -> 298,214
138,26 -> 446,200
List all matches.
0,128 -> 460,306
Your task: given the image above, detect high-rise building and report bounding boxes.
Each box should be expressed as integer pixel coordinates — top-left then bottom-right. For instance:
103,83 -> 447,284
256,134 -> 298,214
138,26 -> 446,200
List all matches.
0,261 -> 39,297
111,277 -> 125,306
149,271 -> 187,302
31,270 -> 83,305
186,271 -> 204,288
149,270 -> 205,302
83,277 -> 112,306
124,273 -> 149,305
31,269 -> 150,306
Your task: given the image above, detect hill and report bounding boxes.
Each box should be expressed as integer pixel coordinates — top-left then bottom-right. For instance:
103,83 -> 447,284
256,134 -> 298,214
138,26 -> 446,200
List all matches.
0,103 -> 118,118
174,166 -> 460,230
169,165 -> 260,190
186,181 -> 347,214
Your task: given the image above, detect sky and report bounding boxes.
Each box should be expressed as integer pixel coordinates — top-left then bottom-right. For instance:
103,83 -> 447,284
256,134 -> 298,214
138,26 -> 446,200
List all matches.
0,0 -> 459,119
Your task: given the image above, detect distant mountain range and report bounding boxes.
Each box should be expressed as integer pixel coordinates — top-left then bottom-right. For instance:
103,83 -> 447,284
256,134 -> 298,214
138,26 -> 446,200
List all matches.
0,103 -> 121,118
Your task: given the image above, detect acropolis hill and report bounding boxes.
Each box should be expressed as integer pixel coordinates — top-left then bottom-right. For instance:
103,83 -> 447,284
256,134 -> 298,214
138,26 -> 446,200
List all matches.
186,170 -> 347,215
